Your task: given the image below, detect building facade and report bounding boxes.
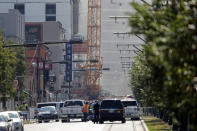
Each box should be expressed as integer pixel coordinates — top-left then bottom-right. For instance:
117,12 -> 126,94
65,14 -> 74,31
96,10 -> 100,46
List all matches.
71,43 -> 88,99
0,0 -> 79,102
0,9 -> 24,44
43,21 -> 66,101
0,0 -> 73,40
24,21 -> 65,103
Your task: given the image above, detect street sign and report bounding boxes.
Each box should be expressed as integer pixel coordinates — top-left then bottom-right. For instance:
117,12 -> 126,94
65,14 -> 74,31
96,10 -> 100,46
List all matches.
65,43 -> 72,82
39,62 -> 52,70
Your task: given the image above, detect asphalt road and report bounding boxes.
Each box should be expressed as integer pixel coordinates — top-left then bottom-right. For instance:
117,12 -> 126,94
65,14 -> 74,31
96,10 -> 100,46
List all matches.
24,119 -> 145,131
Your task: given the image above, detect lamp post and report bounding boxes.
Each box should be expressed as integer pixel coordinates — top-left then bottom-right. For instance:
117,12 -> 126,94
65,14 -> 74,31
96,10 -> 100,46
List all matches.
37,45 -> 41,103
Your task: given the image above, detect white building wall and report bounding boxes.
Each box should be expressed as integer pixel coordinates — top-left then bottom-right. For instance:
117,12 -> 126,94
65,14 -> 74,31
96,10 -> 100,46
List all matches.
0,3 -> 14,13
56,2 -> 71,40
25,3 -> 45,22
78,0 -> 88,40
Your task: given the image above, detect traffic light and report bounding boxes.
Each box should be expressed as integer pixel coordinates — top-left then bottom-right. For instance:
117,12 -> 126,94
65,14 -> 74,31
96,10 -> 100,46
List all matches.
44,70 -> 49,82
49,87 -> 54,92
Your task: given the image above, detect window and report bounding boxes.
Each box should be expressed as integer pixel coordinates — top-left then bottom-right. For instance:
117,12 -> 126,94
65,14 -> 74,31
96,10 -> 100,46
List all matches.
14,4 -> 25,15
46,4 -> 56,14
64,101 -> 83,107
46,4 -> 56,21
122,101 -> 137,107
101,100 -> 123,108
46,16 -> 56,21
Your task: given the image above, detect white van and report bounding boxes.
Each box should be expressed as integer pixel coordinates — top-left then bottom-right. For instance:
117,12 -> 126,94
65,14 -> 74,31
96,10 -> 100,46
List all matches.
121,99 -> 140,120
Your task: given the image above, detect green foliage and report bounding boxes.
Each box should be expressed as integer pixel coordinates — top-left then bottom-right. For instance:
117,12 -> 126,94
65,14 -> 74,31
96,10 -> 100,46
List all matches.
0,33 -> 17,96
0,32 -> 26,98
129,1 -> 197,130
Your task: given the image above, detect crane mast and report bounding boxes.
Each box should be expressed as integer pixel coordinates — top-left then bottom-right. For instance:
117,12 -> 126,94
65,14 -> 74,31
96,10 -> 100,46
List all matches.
84,0 -> 102,99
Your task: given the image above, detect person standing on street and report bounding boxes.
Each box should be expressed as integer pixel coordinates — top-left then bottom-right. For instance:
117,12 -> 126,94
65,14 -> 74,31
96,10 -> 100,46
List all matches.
93,100 -> 100,124
21,102 -> 28,120
15,104 -> 20,111
83,102 -> 89,121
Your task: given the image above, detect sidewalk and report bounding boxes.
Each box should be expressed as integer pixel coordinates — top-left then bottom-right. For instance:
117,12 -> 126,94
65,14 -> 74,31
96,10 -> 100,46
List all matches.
142,116 -> 172,131
23,119 -> 37,124
141,119 -> 149,131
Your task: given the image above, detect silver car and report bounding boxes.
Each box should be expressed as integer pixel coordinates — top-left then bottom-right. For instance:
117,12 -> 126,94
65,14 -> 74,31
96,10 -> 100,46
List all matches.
121,99 -> 140,120
1,112 -> 13,131
0,113 -> 10,131
6,111 -> 24,131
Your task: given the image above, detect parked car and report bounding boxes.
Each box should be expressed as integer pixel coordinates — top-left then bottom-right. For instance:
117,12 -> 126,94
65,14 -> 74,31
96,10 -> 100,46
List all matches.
35,102 -> 63,119
1,112 -> 13,131
37,106 -> 59,123
0,113 -> 10,131
6,111 -> 24,131
121,98 -> 140,120
61,99 -> 85,122
99,99 -> 126,124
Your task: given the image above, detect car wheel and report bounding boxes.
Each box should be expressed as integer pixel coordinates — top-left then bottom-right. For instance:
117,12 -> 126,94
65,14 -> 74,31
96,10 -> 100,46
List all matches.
38,120 -> 42,123
56,119 -> 59,122
122,119 -> 126,123
21,126 -> 24,131
61,120 -> 65,123
99,119 -> 103,124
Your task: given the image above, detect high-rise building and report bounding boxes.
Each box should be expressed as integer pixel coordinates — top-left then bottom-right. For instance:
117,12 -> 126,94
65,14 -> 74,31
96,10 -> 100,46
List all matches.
0,0 -> 73,39
0,9 -> 24,44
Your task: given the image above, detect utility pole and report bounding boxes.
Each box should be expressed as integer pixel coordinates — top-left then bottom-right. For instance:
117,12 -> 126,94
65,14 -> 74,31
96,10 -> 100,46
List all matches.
3,40 -> 81,102
43,59 -> 46,102
36,45 -> 41,103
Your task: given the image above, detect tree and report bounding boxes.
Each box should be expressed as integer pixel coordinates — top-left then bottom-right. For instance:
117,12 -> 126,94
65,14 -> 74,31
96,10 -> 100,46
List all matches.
0,33 -> 17,97
0,32 -> 26,103
129,1 -> 197,130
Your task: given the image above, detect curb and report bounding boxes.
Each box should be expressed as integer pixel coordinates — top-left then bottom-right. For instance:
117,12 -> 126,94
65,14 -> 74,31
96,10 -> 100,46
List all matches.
24,119 -> 37,124
141,120 -> 149,131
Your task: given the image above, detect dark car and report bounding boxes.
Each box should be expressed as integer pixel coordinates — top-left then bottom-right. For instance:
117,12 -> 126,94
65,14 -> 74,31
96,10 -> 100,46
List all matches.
35,102 -> 63,119
99,99 -> 126,124
37,106 -> 59,123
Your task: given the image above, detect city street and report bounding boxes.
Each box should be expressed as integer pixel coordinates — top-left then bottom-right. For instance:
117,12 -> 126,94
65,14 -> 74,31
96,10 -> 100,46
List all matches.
24,119 -> 145,131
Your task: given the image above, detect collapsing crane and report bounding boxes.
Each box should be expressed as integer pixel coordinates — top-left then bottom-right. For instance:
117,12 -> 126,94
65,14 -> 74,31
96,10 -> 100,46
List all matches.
83,0 -> 102,99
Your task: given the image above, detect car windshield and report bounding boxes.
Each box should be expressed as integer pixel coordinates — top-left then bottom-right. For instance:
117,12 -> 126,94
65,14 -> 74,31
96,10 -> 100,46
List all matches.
37,103 -> 57,108
101,100 -> 123,108
122,101 -> 137,107
0,115 -> 5,122
8,113 -> 19,118
40,106 -> 56,112
64,101 -> 83,107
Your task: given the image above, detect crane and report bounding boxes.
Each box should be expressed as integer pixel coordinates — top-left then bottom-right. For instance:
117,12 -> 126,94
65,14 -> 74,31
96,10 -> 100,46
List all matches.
83,0 -> 102,99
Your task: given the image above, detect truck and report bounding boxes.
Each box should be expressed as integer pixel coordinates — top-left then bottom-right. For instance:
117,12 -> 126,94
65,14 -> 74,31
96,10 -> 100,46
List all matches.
60,99 -> 85,122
